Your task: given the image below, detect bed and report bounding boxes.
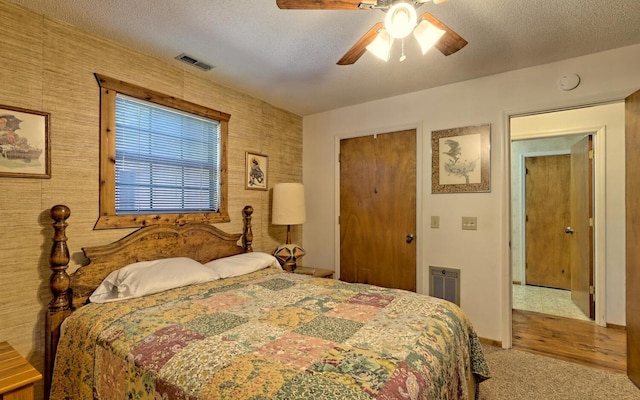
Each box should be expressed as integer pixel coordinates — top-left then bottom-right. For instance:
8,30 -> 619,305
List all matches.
45,204 -> 489,399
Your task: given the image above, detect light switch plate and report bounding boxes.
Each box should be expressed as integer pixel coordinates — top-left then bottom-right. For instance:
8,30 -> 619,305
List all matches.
431,216 -> 440,229
462,216 -> 477,230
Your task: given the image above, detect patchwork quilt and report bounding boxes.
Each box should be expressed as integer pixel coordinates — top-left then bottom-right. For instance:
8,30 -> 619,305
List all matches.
51,267 -> 490,399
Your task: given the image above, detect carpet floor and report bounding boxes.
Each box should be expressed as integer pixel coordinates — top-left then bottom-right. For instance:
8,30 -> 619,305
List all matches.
478,344 -> 639,400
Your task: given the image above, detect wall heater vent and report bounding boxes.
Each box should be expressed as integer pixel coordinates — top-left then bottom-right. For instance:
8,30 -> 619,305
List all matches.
175,53 -> 214,71
429,266 -> 460,306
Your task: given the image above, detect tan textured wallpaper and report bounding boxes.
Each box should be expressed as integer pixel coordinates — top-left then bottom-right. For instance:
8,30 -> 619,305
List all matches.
0,2 -> 302,398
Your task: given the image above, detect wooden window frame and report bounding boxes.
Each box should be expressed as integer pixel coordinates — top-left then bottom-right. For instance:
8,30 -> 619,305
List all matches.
94,74 -> 230,229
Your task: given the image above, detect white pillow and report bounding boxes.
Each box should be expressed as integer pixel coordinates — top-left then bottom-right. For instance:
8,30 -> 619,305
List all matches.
89,257 -> 219,303
203,252 -> 281,279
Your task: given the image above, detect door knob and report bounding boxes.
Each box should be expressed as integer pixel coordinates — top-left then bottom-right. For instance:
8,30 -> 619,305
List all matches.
406,234 -> 414,243
565,227 -> 574,234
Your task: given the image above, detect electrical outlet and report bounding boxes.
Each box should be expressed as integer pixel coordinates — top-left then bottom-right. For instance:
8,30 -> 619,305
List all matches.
462,216 -> 477,230
431,216 -> 440,229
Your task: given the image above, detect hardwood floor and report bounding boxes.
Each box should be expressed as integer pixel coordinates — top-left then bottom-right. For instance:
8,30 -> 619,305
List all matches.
512,309 -> 627,373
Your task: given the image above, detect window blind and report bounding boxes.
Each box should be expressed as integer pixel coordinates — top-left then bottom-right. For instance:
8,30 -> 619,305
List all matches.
114,94 -> 221,214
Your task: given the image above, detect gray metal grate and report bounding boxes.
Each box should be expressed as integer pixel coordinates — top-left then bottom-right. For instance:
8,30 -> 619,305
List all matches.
175,53 -> 214,71
429,266 -> 460,306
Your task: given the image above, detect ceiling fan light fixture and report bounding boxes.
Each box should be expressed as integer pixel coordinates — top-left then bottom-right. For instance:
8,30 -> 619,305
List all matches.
384,2 -> 417,39
413,20 -> 446,54
366,29 -> 394,61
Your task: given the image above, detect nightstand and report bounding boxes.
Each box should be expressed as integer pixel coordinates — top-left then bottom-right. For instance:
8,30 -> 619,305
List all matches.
294,267 -> 334,279
0,342 -> 42,400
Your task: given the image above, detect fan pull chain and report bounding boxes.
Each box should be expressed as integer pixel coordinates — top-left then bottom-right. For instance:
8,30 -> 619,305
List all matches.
400,38 -> 406,62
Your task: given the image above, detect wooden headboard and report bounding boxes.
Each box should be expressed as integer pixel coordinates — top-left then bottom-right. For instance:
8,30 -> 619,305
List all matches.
44,204 -> 254,397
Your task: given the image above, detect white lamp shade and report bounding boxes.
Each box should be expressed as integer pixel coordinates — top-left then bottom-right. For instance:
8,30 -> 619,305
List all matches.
366,29 -> 394,62
413,20 -> 446,54
272,183 -> 306,225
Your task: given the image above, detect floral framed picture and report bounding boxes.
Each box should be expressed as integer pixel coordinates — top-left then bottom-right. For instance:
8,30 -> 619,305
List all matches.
0,105 -> 51,179
245,151 -> 268,191
431,124 -> 490,193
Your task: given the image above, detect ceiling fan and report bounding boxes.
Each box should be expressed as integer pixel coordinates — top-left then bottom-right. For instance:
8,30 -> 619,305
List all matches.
276,0 -> 467,65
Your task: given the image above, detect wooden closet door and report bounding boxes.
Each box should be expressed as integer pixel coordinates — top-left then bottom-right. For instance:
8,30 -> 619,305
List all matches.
339,129 -> 417,291
524,155 -> 571,289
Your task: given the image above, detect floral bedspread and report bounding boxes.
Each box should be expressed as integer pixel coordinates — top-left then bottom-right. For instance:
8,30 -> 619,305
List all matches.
51,267 -> 489,399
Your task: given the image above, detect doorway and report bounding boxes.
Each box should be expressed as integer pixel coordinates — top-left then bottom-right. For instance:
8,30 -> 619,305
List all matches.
513,134 -> 594,321
507,101 -> 631,381
508,103 -> 620,328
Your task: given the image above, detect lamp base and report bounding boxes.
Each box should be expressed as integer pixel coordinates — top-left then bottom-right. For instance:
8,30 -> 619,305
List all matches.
273,243 -> 306,272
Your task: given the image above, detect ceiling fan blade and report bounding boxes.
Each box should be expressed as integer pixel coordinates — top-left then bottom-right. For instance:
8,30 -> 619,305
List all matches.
337,22 -> 384,65
419,12 -> 467,56
276,0 -> 366,10
433,0 -> 450,4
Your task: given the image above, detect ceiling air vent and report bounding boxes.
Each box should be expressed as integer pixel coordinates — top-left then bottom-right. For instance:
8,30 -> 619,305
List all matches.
175,53 -> 214,71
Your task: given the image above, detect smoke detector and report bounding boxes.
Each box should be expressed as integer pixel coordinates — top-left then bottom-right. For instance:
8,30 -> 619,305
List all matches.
559,73 -> 581,91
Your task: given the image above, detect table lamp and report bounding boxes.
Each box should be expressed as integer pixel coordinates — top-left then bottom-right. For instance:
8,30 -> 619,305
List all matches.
272,182 -> 306,272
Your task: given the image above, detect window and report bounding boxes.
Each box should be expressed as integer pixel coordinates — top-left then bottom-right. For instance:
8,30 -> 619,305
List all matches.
114,95 -> 221,213
95,74 -> 230,229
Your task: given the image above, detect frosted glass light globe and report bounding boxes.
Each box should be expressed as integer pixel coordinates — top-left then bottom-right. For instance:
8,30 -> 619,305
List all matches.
384,3 -> 417,39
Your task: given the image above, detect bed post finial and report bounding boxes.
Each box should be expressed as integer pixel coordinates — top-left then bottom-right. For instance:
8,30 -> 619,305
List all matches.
46,204 -> 72,400
242,205 -> 253,253
49,204 -> 71,310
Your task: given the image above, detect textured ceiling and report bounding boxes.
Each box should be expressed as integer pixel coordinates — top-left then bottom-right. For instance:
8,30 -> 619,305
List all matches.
7,0 -> 640,116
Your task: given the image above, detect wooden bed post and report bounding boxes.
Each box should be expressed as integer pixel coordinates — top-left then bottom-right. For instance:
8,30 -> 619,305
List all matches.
242,205 -> 253,253
45,204 -> 72,399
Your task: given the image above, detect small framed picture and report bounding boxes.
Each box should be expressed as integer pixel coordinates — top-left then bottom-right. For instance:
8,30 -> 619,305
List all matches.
245,151 -> 268,191
432,124 -> 490,193
0,105 -> 51,179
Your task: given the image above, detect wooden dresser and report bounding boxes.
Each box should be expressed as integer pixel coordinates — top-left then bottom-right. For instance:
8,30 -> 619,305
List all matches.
0,342 -> 42,400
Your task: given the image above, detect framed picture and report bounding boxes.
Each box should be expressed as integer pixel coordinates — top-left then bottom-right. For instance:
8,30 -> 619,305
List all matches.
245,151 -> 268,190
0,105 -> 51,179
432,124 -> 490,193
